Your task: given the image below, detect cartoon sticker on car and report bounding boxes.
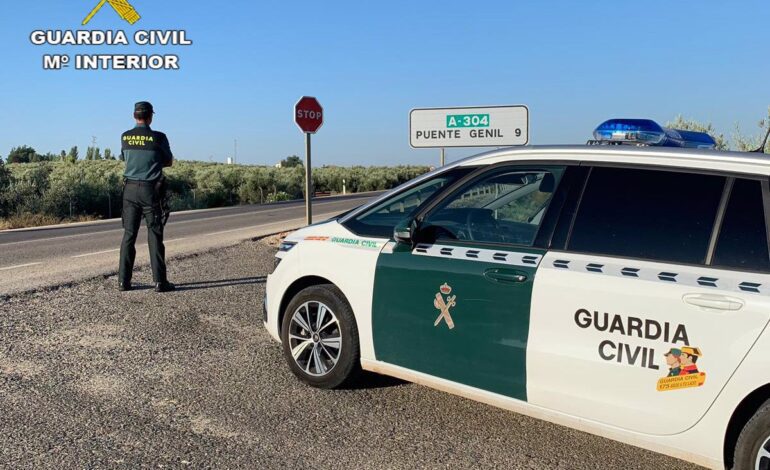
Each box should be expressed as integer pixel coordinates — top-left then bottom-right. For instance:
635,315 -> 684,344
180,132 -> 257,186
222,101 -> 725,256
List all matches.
657,347 -> 706,391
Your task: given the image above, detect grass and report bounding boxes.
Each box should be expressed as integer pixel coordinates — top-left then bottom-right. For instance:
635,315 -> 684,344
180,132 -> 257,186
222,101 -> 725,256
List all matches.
0,213 -> 100,230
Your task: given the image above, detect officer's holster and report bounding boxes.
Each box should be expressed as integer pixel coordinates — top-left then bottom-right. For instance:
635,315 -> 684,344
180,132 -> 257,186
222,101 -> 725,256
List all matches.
154,176 -> 171,226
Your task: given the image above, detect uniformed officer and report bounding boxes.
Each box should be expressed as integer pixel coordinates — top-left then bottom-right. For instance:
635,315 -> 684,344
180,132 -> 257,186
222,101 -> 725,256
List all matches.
678,346 -> 702,375
664,348 -> 682,377
118,101 -> 175,292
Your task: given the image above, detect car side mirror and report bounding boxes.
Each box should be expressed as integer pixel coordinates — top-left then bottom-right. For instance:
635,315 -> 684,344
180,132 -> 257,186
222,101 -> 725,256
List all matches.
394,218 -> 417,245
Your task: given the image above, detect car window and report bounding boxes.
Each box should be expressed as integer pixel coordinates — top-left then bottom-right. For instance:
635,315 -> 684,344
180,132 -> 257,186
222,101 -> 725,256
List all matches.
712,178 -> 770,272
343,167 -> 473,237
568,167 -> 725,265
422,167 -> 564,246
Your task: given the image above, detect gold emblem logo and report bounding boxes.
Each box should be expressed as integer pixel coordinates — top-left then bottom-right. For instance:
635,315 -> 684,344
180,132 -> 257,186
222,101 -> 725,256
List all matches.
433,283 -> 457,329
83,0 -> 141,25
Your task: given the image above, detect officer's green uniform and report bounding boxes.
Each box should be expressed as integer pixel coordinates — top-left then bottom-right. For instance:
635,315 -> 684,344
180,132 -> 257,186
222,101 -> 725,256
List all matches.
118,102 -> 174,288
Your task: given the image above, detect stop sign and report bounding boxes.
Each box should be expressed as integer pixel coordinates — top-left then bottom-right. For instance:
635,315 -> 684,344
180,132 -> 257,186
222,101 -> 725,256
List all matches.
294,96 -> 323,133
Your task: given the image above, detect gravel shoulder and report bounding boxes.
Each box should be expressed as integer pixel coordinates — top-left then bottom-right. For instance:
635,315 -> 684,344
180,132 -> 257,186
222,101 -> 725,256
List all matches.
0,239 -> 703,469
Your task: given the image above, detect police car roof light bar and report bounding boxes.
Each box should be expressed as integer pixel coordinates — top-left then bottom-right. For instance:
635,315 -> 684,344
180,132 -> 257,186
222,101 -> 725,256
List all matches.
590,118 -> 717,149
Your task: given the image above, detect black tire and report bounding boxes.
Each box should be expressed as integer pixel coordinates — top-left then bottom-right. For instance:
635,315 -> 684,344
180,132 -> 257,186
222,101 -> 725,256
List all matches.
734,399 -> 770,470
280,284 -> 360,389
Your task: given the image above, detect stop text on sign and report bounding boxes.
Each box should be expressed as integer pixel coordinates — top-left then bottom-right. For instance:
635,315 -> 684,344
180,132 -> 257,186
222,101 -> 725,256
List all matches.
296,109 -> 322,120
294,96 -> 323,134
410,105 -> 529,148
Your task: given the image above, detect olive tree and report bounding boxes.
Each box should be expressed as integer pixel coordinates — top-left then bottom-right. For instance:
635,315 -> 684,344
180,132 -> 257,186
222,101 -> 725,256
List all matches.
667,107 -> 770,153
733,106 -> 770,153
0,158 -> 10,217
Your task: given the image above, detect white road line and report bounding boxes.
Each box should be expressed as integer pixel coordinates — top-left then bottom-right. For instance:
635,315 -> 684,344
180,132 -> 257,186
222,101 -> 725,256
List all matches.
68,238 -> 189,259
0,200 -> 360,247
205,213 -> 340,237
207,227 -> 258,236
1,212 -> 338,273
71,249 -> 120,258
0,262 -> 43,271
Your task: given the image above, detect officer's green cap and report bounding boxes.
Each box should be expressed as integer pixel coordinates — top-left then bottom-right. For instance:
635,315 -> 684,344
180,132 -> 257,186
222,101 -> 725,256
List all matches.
134,101 -> 155,114
664,348 -> 682,357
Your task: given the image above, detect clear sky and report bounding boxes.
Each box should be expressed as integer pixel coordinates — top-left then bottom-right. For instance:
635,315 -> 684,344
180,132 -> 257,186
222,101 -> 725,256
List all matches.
1,0 -> 768,166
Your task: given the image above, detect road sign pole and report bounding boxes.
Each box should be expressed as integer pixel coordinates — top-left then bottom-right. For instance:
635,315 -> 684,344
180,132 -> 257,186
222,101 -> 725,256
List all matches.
305,132 -> 312,225
294,96 -> 323,225
440,148 -> 445,166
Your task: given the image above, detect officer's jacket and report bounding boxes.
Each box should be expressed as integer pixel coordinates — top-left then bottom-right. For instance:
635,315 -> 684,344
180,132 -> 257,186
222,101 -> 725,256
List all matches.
121,124 -> 173,182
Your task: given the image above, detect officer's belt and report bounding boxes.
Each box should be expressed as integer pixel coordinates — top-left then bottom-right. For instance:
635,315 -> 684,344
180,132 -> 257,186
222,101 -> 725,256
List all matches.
124,179 -> 157,186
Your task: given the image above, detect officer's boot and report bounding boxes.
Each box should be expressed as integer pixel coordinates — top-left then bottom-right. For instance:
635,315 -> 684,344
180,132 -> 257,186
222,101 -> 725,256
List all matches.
155,281 -> 176,293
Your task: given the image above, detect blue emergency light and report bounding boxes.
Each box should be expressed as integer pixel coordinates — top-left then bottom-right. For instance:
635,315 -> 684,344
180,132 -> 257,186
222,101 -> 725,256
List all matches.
591,119 -> 716,149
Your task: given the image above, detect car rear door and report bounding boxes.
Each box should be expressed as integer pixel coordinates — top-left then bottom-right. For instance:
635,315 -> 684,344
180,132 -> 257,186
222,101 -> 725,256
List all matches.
527,165 -> 770,435
371,164 -> 575,400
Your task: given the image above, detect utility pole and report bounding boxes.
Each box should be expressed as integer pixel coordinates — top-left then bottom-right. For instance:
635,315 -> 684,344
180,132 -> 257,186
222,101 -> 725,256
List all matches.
90,136 -> 98,161
234,138 -> 238,164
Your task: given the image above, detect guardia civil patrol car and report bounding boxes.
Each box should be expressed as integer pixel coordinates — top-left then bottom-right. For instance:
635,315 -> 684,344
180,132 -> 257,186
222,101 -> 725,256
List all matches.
264,119 -> 770,470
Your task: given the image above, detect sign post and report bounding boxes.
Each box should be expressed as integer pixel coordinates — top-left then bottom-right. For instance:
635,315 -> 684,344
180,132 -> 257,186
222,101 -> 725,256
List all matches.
304,132 -> 312,223
294,96 -> 324,225
410,105 -> 529,165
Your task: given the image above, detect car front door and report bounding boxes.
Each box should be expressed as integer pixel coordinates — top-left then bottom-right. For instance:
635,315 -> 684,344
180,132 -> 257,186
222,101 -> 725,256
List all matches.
527,166 -> 770,435
371,165 -> 569,400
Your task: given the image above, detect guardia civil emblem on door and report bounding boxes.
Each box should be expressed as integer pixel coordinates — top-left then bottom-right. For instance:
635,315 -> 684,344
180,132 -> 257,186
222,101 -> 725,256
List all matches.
433,283 -> 457,329
83,0 -> 141,25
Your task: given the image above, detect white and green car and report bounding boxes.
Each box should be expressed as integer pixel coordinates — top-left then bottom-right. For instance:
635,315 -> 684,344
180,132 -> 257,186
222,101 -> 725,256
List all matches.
264,145 -> 770,470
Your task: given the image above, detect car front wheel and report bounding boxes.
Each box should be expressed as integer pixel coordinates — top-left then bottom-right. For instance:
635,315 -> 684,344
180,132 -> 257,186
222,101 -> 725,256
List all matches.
734,399 -> 770,470
280,284 -> 360,389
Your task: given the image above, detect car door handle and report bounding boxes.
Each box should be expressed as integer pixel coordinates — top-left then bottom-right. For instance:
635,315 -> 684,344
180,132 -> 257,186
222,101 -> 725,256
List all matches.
682,293 -> 744,311
484,268 -> 528,284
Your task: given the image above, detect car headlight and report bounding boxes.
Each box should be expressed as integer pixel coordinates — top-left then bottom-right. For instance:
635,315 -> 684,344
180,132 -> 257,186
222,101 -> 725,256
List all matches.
272,241 -> 297,273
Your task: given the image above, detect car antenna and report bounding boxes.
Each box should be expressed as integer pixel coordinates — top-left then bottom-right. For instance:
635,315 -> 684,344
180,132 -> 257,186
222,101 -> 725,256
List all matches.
753,123 -> 770,153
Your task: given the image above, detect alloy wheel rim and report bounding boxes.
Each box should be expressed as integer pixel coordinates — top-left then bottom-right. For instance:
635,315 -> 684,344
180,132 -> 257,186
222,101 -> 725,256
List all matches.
757,435 -> 770,470
288,301 -> 342,377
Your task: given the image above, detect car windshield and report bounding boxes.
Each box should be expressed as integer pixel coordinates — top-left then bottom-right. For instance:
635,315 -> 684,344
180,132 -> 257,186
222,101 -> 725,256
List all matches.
342,167 -> 475,238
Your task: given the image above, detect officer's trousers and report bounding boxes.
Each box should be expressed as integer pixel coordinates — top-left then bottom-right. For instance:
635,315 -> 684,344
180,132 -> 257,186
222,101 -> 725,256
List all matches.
119,180 -> 167,283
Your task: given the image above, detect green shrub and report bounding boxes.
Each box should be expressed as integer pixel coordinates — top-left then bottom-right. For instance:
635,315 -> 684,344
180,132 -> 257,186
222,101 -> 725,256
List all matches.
266,191 -> 292,203
0,160 -> 430,228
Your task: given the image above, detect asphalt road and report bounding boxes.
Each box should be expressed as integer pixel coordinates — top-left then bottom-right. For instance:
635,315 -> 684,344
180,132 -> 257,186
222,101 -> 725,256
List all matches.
0,193 -> 379,295
0,237 -> 704,469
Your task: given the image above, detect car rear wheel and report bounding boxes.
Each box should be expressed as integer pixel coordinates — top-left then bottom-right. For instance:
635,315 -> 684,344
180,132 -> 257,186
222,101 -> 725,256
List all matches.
280,284 -> 360,389
734,399 -> 770,470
